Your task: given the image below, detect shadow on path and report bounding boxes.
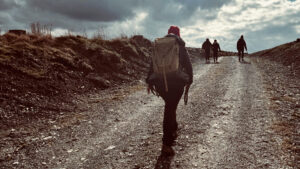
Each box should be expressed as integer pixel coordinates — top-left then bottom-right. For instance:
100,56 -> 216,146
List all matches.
240,60 -> 251,64
154,152 -> 175,169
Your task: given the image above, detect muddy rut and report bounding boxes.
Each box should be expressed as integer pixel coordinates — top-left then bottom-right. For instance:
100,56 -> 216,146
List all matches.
1,56 -> 292,169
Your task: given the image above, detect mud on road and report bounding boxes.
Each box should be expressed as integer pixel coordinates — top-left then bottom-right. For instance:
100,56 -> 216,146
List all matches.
0,56 -> 294,169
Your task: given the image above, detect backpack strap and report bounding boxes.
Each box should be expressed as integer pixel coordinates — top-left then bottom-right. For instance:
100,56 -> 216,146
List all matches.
163,59 -> 168,92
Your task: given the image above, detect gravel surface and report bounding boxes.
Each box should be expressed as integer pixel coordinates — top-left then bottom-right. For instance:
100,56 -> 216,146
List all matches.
0,56 -> 295,169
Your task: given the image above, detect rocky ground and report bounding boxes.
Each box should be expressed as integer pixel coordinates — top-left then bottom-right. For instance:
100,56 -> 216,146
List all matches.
0,34 -> 299,168
0,56 -> 298,168
252,57 -> 300,167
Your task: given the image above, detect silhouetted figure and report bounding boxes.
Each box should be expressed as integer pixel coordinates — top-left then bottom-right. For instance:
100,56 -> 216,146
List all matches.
212,40 -> 221,63
202,38 -> 212,63
237,35 -> 247,62
146,26 -> 193,156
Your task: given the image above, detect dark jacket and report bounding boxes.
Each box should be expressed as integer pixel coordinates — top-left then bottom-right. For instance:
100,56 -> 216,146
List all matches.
212,42 -> 221,52
146,34 -> 193,86
237,38 -> 247,51
202,40 -> 212,52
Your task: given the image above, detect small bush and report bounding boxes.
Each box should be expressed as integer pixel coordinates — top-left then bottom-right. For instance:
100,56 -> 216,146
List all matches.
3,33 -> 19,43
32,35 -> 53,46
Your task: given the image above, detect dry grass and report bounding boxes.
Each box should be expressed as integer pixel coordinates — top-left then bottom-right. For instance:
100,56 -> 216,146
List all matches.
30,22 -> 52,36
18,67 -> 47,79
271,121 -> 293,136
251,40 -> 300,76
32,35 -> 54,46
0,54 -> 12,62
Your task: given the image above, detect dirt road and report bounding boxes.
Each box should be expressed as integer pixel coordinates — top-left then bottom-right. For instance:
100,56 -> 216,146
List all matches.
1,56 -> 293,169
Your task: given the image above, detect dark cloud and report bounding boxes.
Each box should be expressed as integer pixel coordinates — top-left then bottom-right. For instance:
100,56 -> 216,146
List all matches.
1,0 -> 233,29
1,0 -> 299,52
0,14 -> 10,25
21,0 -> 232,25
0,0 -> 19,10
1,0 -> 232,37
26,0 -> 139,22
141,0 -> 232,24
181,0 -> 232,9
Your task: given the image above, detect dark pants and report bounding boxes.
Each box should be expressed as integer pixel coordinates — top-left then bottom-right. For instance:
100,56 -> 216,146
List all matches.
213,51 -> 218,62
238,49 -> 244,61
205,50 -> 210,62
156,84 -> 184,146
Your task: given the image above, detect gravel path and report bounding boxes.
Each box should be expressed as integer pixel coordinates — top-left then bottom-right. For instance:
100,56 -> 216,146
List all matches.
0,56 -> 292,169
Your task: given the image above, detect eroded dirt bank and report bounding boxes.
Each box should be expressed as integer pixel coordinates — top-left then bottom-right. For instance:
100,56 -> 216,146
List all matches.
1,56 -> 297,169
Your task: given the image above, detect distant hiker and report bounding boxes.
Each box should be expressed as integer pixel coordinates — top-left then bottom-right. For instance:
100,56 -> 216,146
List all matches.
237,35 -> 247,62
212,39 -> 221,63
202,38 -> 212,63
146,26 -> 193,156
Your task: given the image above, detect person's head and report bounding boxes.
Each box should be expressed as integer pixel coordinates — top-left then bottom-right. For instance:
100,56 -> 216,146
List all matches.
241,35 -> 244,39
168,26 -> 180,37
214,39 -> 217,42
206,38 -> 209,41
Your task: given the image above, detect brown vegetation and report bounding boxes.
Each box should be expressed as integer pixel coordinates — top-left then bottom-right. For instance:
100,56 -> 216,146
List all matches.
0,32 -> 244,130
0,33 -> 152,129
251,39 -> 300,75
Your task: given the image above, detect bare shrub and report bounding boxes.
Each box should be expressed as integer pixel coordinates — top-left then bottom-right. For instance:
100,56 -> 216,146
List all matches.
93,26 -> 106,40
32,35 -> 53,46
66,29 -> 74,36
16,34 -> 31,43
119,33 -> 128,39
81,28 -> 88,38
130,31 -> 140,38
30,22 -> 52,36
3,33 -> 19,42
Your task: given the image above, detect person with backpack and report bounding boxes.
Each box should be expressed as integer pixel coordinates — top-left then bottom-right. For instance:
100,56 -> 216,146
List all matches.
202,38 -> 212,63
237,35 -> 248,62
212,39 -> 221,63
146,26 -> 193,156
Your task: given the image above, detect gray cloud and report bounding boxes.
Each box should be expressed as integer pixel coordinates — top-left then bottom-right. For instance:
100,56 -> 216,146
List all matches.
247,23 -> 300,52
22,0 -> 232,24
26,0 -> 138,22
2,0 -> 233,36
1,0 -> 299,52
1,0 -> 233,27
0,0 -> 19,10
141,0 -> 232,24
181,0 -> 232,9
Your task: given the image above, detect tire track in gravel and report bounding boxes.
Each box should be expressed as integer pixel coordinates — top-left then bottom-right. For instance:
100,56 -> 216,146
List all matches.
53,58 -> 217,169
171,57 -> 291,169
29,56 -> 291,169
168,57 -> 238,169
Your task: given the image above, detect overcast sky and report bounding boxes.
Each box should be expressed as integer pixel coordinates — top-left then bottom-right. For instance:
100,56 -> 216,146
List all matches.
0,0 -> 299,52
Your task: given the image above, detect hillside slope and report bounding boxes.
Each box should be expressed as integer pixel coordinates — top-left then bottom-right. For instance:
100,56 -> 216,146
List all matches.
0,34 -> 153,128
0,33 -> 208,129
251,39 -> 300,167
0,33 -> 240,129
251,39 -> 300,75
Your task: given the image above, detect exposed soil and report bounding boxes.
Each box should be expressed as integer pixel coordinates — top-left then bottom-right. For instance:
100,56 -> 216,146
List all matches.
1,56 -> 297,168
0,34 -> 153,130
